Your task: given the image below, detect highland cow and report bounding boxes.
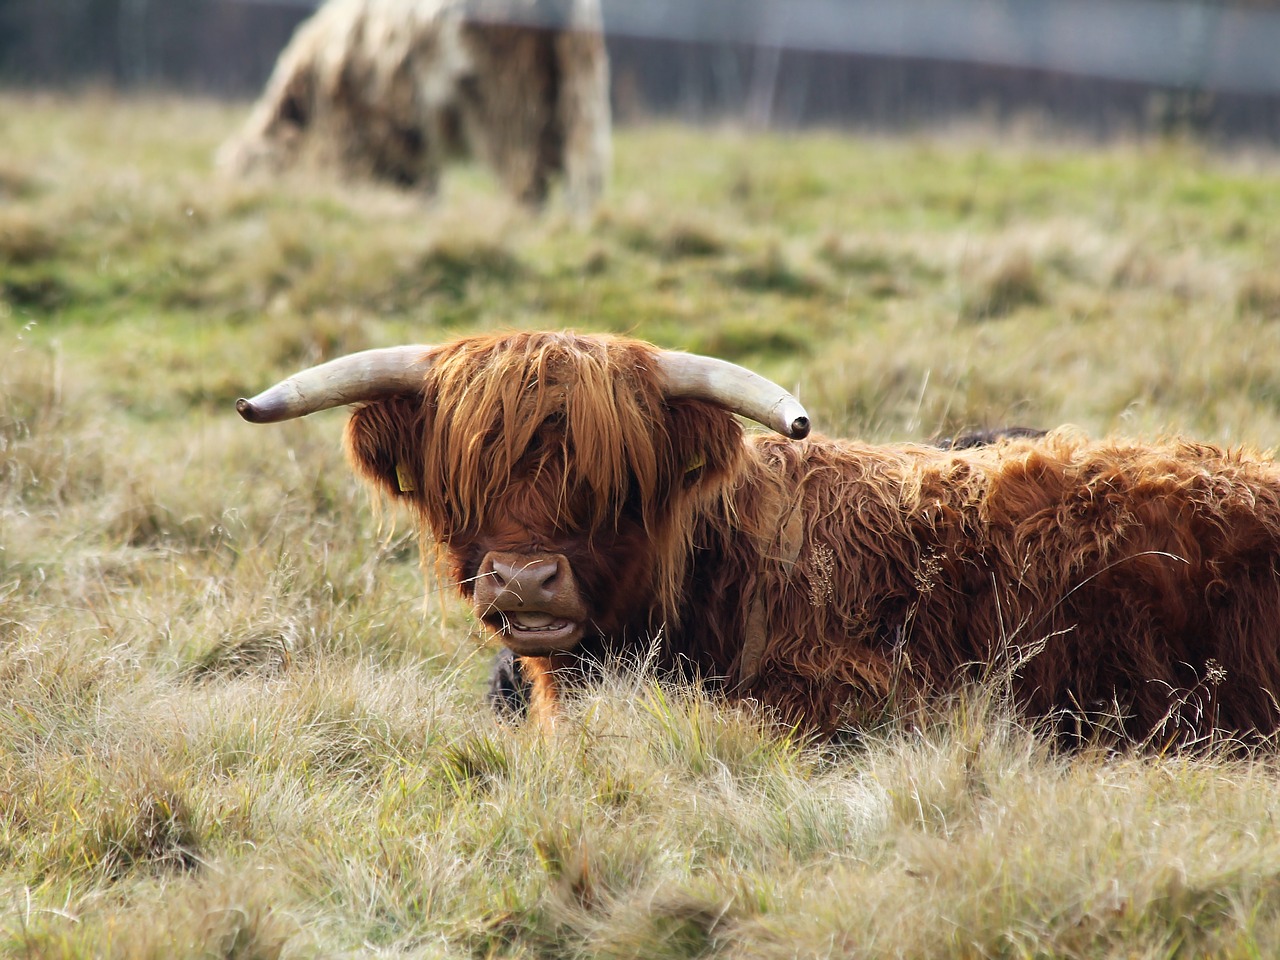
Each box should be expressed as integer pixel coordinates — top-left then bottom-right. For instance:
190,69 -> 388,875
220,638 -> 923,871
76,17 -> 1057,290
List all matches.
484,423 -> 1052,720
218,0 -> 610,210
239,332 -> 1280,747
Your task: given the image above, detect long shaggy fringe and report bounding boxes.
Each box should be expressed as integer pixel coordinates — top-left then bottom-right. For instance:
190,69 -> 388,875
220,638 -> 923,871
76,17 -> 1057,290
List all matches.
420,333 -> 666,534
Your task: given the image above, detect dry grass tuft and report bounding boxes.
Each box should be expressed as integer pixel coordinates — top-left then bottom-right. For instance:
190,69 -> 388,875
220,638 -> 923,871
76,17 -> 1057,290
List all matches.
728,243 -> 826,297
0,210 -> 60,266
959,247 -> 1046,320
1237,271 -> 1280,321
89,781 -> 203,879
189,633 -> 294,682
0,162 -> 41,199
610,213 -> 729,261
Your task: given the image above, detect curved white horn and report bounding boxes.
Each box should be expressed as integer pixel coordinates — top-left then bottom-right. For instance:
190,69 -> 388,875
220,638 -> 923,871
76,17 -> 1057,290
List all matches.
657,352 -> 810,439
236,345 -> 435,423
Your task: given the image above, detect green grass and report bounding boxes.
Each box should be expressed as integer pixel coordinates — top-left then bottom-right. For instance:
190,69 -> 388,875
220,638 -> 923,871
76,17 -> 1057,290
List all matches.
5,89 -> 1280,957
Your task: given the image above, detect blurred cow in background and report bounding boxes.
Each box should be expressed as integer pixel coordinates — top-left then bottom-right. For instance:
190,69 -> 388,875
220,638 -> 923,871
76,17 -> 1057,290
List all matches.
218,0 -> 610,211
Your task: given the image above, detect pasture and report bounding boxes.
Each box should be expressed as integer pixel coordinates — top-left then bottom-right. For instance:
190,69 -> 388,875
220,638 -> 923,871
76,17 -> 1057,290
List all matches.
6,90 -> 1280,957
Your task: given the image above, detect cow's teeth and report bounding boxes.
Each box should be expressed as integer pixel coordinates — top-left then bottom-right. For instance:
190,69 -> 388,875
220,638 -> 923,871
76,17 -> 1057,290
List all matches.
509,613 -> 570,632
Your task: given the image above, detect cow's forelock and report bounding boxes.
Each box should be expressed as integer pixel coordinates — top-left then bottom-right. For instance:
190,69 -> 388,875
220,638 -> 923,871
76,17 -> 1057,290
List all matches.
416,333 -> 668,538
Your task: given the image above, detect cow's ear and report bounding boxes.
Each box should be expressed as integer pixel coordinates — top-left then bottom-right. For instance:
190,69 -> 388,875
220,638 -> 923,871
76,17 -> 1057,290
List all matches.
663,398 -> 744,493
343,397 -> 427,501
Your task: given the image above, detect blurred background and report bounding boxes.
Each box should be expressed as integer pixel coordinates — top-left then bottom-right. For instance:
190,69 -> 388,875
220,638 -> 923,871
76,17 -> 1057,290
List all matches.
3,0 -> 1280,143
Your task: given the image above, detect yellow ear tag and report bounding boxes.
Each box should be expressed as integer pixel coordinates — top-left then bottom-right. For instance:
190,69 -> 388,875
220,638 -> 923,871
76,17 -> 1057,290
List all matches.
395,463 -> 416,493
684,451 -> 706,474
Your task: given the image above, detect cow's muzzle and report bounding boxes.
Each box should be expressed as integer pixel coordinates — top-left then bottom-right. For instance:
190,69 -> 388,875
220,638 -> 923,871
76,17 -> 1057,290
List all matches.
473,551 -> 588,654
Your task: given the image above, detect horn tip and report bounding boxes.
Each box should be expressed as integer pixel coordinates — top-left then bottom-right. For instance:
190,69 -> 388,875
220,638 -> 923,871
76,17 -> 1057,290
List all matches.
236,398 -> 269,423
789,416 -> 811,440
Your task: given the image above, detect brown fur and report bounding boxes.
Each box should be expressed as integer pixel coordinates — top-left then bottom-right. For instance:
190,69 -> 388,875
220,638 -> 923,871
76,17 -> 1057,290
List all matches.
722,432 -> 1280,745
218,0 -> 610,210
341,332 -> 1280,747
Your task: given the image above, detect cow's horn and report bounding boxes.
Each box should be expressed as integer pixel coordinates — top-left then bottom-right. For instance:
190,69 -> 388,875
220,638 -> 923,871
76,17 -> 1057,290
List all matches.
657,352 -> 810,439
235,345 -> 435,423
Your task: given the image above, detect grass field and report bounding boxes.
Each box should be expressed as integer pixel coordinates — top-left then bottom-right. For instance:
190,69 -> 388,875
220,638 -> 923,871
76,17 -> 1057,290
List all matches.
5,89 -> 1280,957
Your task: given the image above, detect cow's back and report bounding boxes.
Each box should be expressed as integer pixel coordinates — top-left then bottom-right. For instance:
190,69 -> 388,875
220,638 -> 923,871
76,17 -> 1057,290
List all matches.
733,430 -> 1280,743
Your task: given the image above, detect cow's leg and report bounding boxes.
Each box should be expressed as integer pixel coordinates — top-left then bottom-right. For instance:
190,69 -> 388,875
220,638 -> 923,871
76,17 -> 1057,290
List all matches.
516,655 -> 565,731
931,426 -> 1047,450
555,22 -> 611,214
486,647 -> 532,717
457,22 -> 557,207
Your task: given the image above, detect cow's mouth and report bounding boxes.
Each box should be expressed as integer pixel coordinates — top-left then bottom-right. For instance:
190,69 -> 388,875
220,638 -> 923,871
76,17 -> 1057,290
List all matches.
493,611 -> 583,654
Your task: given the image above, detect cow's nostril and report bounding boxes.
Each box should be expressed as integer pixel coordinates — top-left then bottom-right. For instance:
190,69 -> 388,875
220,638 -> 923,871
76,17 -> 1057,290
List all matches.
490,558 -> 522,588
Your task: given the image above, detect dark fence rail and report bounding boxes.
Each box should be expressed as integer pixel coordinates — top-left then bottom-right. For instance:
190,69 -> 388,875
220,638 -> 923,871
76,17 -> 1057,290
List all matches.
2,0 -> 1279,142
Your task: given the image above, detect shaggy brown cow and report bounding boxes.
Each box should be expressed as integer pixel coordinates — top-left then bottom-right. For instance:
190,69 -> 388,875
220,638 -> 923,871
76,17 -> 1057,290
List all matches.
483,424 -> 1052,719
238,332 -> 1280,747
218,0 -> 610,210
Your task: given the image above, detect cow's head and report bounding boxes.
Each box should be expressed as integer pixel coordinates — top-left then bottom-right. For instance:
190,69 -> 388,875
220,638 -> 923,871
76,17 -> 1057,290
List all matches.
238,332 -> 808,655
